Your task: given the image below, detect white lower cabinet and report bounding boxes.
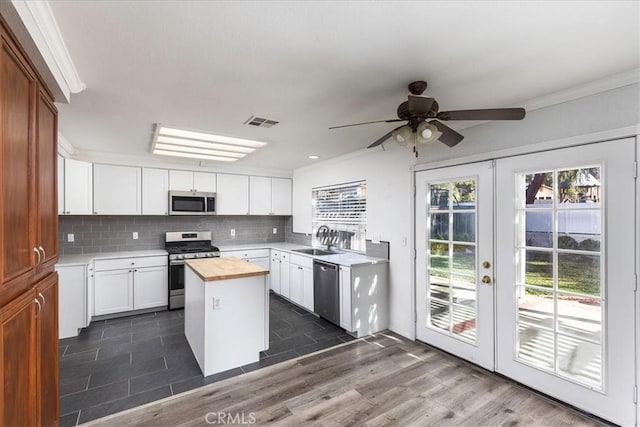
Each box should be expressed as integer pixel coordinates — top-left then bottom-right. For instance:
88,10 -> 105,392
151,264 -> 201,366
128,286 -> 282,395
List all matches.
339,263 -> 389,337
94,269 -> 134,316
270,250 -> 281,293
56,264 -> 88,339
288,254 -> 314,311
280,252 -> 290,298
133,266 -> 169,310
339,266 -> 352,331
94,255 -> 168,316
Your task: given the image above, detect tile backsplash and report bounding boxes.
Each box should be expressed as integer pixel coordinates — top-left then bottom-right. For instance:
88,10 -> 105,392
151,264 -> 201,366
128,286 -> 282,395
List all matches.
59,215 -> 288,255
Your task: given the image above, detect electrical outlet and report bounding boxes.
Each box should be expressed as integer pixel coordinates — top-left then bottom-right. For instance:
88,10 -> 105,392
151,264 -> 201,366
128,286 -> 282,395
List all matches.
272,228 -> 277,234
132,232 -> 139,240
230,229 -> 236,237
67,233 -> 74,242
213,296 -> 222,310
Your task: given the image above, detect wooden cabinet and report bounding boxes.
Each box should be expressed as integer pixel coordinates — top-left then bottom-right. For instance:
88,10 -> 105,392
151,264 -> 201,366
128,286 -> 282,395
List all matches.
94,255 -> 167,316
142,168 -> 169,215
169,170 -> 216,193
0,289 -> 36,427
35,274 -> 59,426
217,173 -> 249,215
94,164 -> 141,215
63,158 -> 93,215
0,19 -> 59,426
249,176 -> 292,215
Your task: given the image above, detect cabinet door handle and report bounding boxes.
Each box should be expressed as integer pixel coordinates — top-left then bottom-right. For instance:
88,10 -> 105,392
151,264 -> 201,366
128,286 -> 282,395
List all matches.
134,269 -> 138,272
33,247 -> 41,265
34,298 -> 41,317
38,246 -> 45,260
38,292 -> 46,308
129,269 -> 133,273
298,266 -> 303,270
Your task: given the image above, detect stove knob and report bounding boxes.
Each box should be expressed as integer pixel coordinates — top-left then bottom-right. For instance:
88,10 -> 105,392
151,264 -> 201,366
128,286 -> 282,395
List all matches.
206,252 -> 214,257
176,254 -> 184,260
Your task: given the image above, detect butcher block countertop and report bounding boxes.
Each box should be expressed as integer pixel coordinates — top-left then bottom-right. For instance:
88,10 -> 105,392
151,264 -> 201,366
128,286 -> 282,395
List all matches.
185,257 -> 269,282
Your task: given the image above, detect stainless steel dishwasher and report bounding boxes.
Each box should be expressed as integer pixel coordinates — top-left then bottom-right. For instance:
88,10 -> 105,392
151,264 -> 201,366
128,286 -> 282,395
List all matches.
313,260 -> 340,326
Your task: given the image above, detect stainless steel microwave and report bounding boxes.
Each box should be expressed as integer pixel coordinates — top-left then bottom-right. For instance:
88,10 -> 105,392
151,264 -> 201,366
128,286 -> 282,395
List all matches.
169,191 -> 216,215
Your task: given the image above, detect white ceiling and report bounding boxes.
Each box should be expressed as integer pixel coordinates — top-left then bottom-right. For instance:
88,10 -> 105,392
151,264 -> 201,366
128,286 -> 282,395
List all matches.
49,1 -> 639,172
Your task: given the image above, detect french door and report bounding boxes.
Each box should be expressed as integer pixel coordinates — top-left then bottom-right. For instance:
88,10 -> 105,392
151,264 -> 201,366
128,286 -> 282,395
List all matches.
415,139 -> 637,426
495,139 -> 636,426
415,161 -> 495,370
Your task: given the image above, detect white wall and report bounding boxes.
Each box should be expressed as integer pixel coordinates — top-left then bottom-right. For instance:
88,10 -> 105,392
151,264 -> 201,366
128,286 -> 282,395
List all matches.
293,144 -> 416,338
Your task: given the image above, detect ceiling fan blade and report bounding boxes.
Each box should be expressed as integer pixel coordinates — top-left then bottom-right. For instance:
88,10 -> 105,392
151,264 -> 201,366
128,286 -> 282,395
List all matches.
407,95 -> 435,115
437,108 -> 525,121
367,125 -> 405,148
429,120 -> 464,147
329,119 -> 403,130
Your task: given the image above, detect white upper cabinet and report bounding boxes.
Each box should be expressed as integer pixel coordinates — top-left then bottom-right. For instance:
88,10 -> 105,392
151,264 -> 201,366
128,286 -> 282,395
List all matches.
142,168 -> 169,215
249,176 -> 292,215
57,154 -> 64,215
169,170 -> 216,193
193,172 -> 216,193
94,164 -> 142,215
249,176 -> 272,215
64,158 -> 93,215
216,173 -> 249,215
271,178 -> 292,215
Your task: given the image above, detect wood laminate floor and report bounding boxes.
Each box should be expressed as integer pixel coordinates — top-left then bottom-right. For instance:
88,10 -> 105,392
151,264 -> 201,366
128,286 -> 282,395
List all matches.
84,331 -> 605,427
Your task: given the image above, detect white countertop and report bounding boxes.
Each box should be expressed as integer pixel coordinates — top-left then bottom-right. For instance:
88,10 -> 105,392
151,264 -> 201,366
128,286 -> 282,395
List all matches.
218,242 -> 387,267
56,242 -> 387,268
56,249 -> 168,267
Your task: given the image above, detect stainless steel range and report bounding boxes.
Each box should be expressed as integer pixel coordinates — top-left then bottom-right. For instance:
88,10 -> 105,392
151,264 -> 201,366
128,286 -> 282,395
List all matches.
165,231 -> 220,310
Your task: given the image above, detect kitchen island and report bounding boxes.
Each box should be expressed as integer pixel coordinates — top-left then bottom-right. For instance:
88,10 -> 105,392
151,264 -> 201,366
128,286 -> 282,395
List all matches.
184,257 -> 269,376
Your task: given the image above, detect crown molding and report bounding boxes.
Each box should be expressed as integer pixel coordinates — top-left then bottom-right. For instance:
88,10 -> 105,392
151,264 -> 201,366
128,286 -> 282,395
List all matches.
11,0 -> 85,102
57,133 -> 75,157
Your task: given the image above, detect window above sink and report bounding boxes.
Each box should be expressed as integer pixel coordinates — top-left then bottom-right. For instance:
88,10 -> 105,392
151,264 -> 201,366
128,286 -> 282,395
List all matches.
312,181 -> 367,253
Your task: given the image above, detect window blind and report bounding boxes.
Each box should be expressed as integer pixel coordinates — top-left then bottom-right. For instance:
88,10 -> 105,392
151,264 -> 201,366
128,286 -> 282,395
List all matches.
312,181 -> 366,252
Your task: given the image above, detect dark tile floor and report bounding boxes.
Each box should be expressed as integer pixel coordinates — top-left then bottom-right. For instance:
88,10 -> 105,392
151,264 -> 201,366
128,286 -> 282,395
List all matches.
58,292 -> 355,426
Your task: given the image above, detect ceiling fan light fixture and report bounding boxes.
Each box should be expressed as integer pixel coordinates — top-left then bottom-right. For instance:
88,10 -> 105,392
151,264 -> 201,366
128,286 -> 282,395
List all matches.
392,125 -> 413,147
416,122 -> 442,144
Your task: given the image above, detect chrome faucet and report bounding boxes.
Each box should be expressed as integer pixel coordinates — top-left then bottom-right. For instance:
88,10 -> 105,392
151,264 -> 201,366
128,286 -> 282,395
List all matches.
316,225 -> 331,250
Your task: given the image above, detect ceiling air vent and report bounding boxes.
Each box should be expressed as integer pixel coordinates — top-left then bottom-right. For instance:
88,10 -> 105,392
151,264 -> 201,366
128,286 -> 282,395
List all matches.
245,115 -> 279,128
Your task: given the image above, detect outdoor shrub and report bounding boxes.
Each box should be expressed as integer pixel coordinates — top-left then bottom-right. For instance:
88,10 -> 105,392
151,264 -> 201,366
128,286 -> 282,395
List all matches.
558,235 -> 578,249
578,238 -> 600,251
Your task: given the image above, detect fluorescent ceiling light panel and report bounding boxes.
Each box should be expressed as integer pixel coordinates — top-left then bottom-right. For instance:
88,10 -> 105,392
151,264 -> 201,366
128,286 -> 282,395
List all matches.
154,150 -> 238,162
154,143 -> 245,158
158,126 -> 267,147
151,124 -> 268,162
155,135 -> 255,153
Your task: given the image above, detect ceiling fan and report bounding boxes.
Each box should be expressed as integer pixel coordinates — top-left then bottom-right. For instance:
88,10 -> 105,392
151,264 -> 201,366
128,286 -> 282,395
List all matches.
329,80 -> 526,156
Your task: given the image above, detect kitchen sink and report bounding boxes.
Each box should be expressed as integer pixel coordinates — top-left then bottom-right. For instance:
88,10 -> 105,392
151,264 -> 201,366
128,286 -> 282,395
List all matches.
292,248 -> 338,256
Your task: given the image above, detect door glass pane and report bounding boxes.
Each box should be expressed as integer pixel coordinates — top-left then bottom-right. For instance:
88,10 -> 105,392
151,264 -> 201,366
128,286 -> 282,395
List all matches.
430,213 -> 449,240
526,211 -> 553,248
558,253 -> 600,296
558,211 -> 601,251
515,165 -> 603,390
557,167 -> 601,207
426,179 -> 478,344
524,250 -> 553,288
523,172 -> 553,208
557,335 -> 601,388
430,183 -> 449,210
453,212 -> 475,242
